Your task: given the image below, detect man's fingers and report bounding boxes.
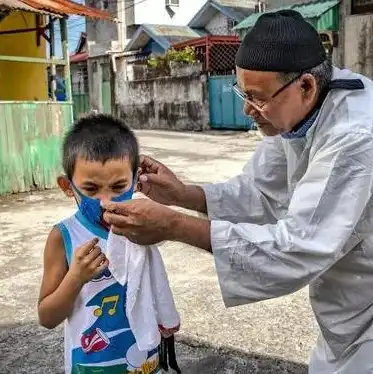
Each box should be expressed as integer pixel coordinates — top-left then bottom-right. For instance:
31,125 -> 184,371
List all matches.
101,200 -> 131,214
103,211 -> 131,227
77,237 -> 99,255
139,173 -> 166,186
140,155 -> 162,174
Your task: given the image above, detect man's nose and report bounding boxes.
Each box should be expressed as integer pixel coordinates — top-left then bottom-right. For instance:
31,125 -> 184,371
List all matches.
243,101 -> 258,117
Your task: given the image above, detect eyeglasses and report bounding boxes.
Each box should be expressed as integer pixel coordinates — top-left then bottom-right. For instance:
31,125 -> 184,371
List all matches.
232,73 -> 304,112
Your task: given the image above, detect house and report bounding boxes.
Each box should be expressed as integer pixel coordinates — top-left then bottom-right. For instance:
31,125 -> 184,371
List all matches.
188,0 -> 257,35
70,32 -> 89,95
86,0 -> 256,112
124,24 -> 206,56
0,0 -> 111,195
234,0 -> 340,62
124,0 -> 256,56
234,0 -> 373,80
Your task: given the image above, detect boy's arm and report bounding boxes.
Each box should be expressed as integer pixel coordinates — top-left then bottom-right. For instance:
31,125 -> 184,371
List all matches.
38,227 -> 83,329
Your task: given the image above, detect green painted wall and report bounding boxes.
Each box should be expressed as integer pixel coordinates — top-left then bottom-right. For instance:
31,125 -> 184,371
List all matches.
0,102 -> 73,195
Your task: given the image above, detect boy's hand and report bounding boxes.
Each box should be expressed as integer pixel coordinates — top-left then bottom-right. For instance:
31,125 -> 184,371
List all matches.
68,238 -> 109,284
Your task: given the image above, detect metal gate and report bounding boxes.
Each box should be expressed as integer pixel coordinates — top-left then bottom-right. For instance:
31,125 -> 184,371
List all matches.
102,63 -> 112,114
72,93 -> 89,120
208,75 -> 254,130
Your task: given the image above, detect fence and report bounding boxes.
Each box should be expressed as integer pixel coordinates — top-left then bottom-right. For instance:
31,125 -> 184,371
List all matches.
0,101 -> 73,195
173,36 -> 241,75
71,65 -> 89,120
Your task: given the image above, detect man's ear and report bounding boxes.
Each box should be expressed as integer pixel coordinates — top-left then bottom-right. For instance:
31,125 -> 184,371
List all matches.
57,175 -> 74,197
300,74 -> 317,99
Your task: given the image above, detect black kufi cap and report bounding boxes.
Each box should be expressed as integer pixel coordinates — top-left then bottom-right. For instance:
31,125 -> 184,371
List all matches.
236,10 -> 327,72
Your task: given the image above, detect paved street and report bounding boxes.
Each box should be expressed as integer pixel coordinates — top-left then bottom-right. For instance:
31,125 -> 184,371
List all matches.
0,130 -> 315,373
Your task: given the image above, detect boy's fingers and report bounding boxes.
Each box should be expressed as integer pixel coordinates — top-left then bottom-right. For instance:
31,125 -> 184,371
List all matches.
85,246 -> 102,263
93,259 -> 109,277
77,237 -> 99,255
91,252 -> 107,269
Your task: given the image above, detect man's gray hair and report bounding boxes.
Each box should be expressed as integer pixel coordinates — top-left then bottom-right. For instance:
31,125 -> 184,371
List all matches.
279,59 -> 333,93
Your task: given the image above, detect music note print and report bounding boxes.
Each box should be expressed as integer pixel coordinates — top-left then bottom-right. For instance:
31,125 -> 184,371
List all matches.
93,295 -> 119,317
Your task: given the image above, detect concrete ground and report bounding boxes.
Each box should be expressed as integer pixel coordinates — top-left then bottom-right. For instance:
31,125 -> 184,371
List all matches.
0,130 -> 317,373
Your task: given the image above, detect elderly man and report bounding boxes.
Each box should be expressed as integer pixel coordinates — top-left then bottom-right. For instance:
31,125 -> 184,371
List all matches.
103,10 -> 373,373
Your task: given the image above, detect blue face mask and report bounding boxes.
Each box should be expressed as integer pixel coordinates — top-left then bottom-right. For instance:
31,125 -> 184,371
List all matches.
71,181 -> 135,227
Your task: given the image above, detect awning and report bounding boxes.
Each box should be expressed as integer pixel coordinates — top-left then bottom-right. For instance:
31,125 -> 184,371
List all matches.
0,0 -> 112,19
234,0 -> 340,34
0,0 -> 51,14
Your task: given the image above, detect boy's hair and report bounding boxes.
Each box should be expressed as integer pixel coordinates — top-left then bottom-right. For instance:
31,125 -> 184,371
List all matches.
62,113 -> 139,180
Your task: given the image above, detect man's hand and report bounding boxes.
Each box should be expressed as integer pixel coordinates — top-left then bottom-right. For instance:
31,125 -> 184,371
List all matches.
102,199 -> 178,245
68,238 -> 109,284
102,199 -> 212,251
137,155 -> 186,206
138,155 -> 208,214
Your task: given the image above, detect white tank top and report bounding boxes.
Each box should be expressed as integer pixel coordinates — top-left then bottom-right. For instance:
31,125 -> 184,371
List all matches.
56,210 -> 160,374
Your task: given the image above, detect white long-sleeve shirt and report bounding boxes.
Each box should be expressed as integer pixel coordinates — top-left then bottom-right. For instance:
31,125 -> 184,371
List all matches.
203,67 -> 373,373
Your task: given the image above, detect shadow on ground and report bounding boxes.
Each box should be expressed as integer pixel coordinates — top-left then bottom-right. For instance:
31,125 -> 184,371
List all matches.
0,321 -> 308,374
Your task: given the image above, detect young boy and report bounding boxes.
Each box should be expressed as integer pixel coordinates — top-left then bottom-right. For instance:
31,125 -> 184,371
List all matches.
38,114 -> 162,374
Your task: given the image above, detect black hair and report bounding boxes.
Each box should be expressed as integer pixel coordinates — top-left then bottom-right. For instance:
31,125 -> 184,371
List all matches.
62,113 -> 139,180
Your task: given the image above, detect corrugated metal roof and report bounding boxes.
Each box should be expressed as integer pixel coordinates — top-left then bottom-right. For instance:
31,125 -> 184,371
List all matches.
188,0 -> 255,28
234,0 -> 340,30
70,51 -> 87,63
0,0 -> 52,14
19,0 -> 112,19
125,24 -> 206,52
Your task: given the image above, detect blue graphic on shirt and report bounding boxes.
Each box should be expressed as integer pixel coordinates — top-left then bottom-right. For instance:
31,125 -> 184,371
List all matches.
71,279 -> 158,367
91,267 -> 113,282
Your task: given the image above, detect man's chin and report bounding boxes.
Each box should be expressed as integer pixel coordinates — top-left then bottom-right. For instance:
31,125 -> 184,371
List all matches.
256,122 -> 282,136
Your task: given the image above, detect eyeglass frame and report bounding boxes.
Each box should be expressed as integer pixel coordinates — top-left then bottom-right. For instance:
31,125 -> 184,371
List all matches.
232,72 -> 305,112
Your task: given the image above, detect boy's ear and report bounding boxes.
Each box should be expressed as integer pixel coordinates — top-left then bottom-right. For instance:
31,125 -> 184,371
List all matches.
57,175 -> 74,197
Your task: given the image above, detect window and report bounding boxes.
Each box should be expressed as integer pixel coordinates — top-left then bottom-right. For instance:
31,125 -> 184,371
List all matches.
165,0 -> 179,7
352,0 -> 373,14
227,18 -> 238,30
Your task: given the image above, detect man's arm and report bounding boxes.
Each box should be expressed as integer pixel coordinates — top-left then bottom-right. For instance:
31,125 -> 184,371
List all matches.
170,212 -> 212,251
208,131 -> 373,306
171,131 -> 373,306
198,135 -> 288,224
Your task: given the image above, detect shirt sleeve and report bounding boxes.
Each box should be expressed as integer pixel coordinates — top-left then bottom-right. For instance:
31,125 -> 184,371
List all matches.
202,135 -> 289,225
211,131 -> 373,307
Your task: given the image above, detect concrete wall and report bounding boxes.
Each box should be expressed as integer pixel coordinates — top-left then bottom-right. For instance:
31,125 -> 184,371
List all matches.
88,56 -> 111,111
344,14 -> 373,78
86,0 -> 119,57
115,61 -> 209,131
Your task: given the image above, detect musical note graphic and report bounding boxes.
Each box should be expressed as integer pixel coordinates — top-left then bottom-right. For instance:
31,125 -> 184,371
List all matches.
93,295 -> 119,317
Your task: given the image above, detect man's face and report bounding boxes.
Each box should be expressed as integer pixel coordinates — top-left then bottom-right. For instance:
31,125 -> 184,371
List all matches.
236,67 -> 318,136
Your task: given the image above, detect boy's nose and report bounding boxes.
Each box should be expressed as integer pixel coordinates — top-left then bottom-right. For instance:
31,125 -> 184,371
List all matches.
98,195 -> 112,204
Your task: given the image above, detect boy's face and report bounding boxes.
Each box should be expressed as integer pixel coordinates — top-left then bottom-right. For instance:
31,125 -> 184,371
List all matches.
58,156 -> 135,203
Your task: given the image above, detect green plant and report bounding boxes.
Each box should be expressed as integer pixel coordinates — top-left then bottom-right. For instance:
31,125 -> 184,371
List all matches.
146,46 -> 197,69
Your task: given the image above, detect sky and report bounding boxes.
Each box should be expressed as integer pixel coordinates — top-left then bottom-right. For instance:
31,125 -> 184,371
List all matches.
54,15 -> 86,57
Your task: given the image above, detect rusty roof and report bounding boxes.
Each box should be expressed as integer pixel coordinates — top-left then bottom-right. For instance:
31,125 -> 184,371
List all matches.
1,0 -> 113,19
0,0 -> 52,13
